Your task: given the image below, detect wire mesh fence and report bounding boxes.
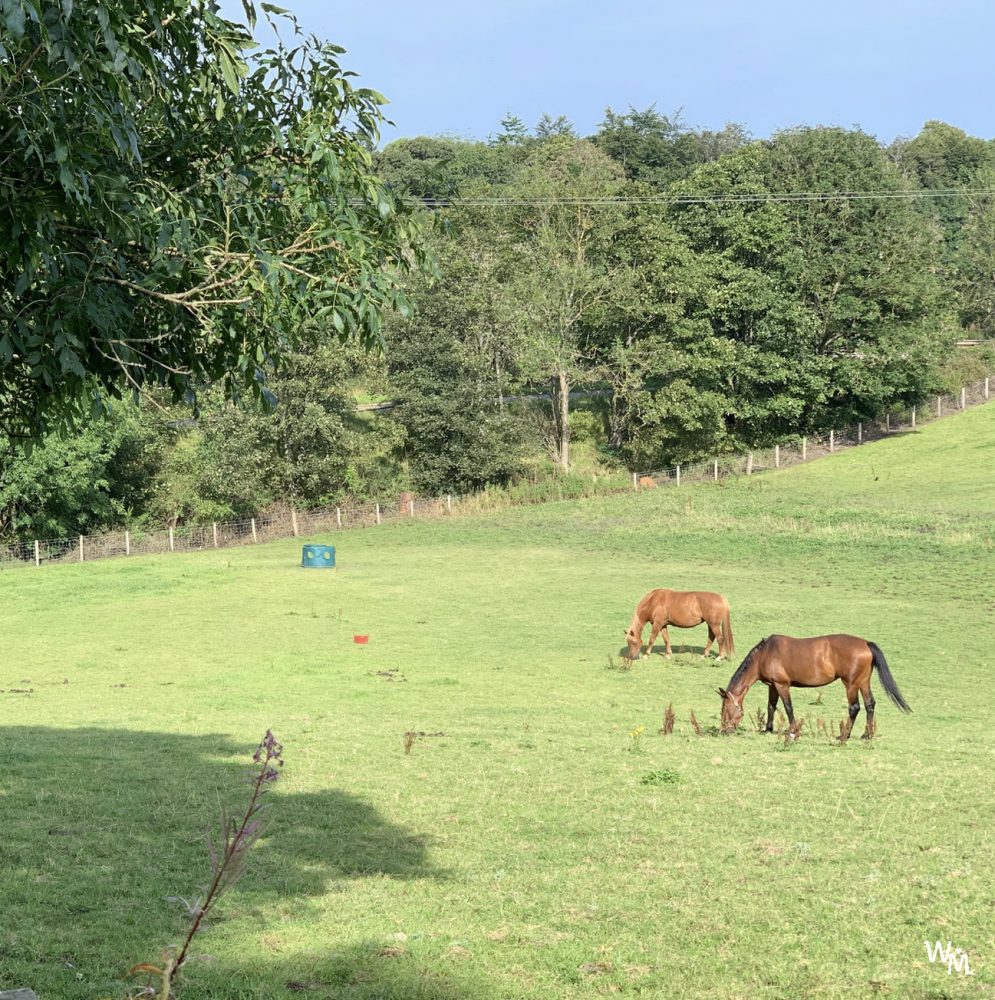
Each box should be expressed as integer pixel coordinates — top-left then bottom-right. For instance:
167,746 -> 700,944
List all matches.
1,374 -> 991,570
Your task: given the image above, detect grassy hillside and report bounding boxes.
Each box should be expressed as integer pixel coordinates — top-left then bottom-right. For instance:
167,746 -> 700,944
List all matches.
1,403 -> 993,999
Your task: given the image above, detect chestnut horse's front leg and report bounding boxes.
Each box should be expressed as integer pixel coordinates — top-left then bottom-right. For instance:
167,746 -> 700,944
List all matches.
660,625 -> 672,657
645,622 -> 662,657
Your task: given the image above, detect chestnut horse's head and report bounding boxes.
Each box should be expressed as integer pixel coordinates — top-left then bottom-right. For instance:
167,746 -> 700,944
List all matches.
624,626 -> 643,660
718,687 -> 743,732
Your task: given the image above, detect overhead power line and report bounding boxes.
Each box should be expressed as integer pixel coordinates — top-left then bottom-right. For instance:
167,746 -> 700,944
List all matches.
412,188 -> 995,209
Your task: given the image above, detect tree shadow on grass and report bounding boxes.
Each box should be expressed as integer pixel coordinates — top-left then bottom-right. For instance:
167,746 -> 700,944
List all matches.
616,643 -> 727,660
169,945 -> 498,999
0,726 -> 455,1000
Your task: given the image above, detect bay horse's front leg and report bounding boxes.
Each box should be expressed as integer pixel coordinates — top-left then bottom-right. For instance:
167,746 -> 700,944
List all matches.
775,684 -> 795,726
765,685 -> 778,733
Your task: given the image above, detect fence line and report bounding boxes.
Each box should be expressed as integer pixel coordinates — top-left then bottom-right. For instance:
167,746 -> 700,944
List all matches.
1,374 -> 992,570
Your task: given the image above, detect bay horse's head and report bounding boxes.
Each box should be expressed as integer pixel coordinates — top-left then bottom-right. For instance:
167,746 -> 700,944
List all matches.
717,687 -> 743,732
624,627 -> 642,660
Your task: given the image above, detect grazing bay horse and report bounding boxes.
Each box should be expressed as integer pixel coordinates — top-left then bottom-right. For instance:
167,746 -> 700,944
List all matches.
718,634 -> 911,739
624,589 -> 734,660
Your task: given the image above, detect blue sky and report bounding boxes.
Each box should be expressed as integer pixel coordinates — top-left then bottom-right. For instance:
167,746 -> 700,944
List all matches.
221,0 -> 995,145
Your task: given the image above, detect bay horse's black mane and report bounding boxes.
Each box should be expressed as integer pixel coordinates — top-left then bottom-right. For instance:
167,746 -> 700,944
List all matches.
727,636 -> 768,687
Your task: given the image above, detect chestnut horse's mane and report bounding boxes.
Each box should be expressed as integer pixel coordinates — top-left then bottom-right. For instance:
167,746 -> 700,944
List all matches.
727,636 -> 768,688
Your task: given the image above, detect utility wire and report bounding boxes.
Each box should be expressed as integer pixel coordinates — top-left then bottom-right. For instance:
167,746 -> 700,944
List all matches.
411,188 -> 995,209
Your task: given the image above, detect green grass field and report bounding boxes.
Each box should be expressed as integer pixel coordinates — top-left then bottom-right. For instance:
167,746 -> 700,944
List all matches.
2,404 -> 994,1000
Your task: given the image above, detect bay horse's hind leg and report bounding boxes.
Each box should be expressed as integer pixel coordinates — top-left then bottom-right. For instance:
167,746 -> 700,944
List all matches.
860,681 -> 876,739
843,682 -> 860,740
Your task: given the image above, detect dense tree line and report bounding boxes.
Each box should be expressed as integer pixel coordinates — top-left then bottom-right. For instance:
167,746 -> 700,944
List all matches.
3,88 -> 995,539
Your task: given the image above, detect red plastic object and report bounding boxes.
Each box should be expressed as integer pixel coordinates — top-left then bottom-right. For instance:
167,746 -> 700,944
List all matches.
353,634 -> 369,644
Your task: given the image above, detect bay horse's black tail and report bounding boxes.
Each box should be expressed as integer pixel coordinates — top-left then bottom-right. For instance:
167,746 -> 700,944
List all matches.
868,641 -> 911,713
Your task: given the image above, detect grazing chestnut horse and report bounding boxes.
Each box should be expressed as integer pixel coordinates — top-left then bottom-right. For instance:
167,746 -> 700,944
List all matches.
624,589 -> 734,660
718,634 -> 911,738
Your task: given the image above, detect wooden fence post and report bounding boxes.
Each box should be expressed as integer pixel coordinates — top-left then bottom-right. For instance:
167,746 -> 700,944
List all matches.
409,498 -> 415,517
911,406 -> 916,430
829,430 -> 835,453
676,464 -> 681,486
447,494 -> 453,512
885,414 -> 890,433
34,540 -> 40,567
713,459 -> 719,481
125,530 -> 130,556
802,437 -> 807,461
858,423 -> 862,444
212,522 -> 218,548
937,396 -> 942,417
961,386 -> 966,410
169,527 -> 174,552
774,445 -> 780,468
336,507 -> 342,528
632,472 -> 638,490
79,536 -> 84,562
985,377 -> 990,399
746,452 -> 753,476
251,518 -> 257,543
375,503 -> 381,525
291,509 -> 299,537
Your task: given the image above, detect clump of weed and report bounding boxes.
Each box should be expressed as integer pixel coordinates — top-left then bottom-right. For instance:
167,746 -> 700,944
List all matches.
811,691 -> 824,705
369,668 -> 406,682
863,718 -> 877,740
784,718 -> 804,744
640,769 -> 680,786
775,709 -> 787,733
837,718 -> 852,743
817,718 -> 828,737
689,710 -> 703,736
628,725 -> 646,752
403,730 -> 447,754
753,706 -> 766,734
605,654 -> 632,672
128,730 -> 284,999
660,703 -> 675,735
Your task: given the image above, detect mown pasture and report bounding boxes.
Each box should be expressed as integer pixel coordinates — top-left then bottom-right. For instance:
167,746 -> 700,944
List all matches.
1,403 -> 993,999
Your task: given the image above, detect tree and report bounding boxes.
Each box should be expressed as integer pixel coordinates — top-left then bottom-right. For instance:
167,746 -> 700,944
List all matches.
0,0 -> 425,442
0,404 -> 162,539
506,139 -> 629,470
593,105 -> 748,188
662,129 -> 949,447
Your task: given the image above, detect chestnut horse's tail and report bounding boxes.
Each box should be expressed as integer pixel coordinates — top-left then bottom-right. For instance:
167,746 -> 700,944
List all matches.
868,641 -> 911,713
722,600 -> 735,656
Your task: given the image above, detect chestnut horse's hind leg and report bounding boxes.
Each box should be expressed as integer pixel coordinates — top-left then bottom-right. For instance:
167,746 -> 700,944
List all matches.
704,619 -> 726,659
703,623 -> 716,658
765,685 -> 778,733
860,681 -> 876,739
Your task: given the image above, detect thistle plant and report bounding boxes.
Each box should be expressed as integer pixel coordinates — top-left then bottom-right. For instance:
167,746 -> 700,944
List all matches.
128,730 -> 284,999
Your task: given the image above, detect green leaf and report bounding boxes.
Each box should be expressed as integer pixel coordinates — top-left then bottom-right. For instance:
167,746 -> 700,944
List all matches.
3,0 -> 26,39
